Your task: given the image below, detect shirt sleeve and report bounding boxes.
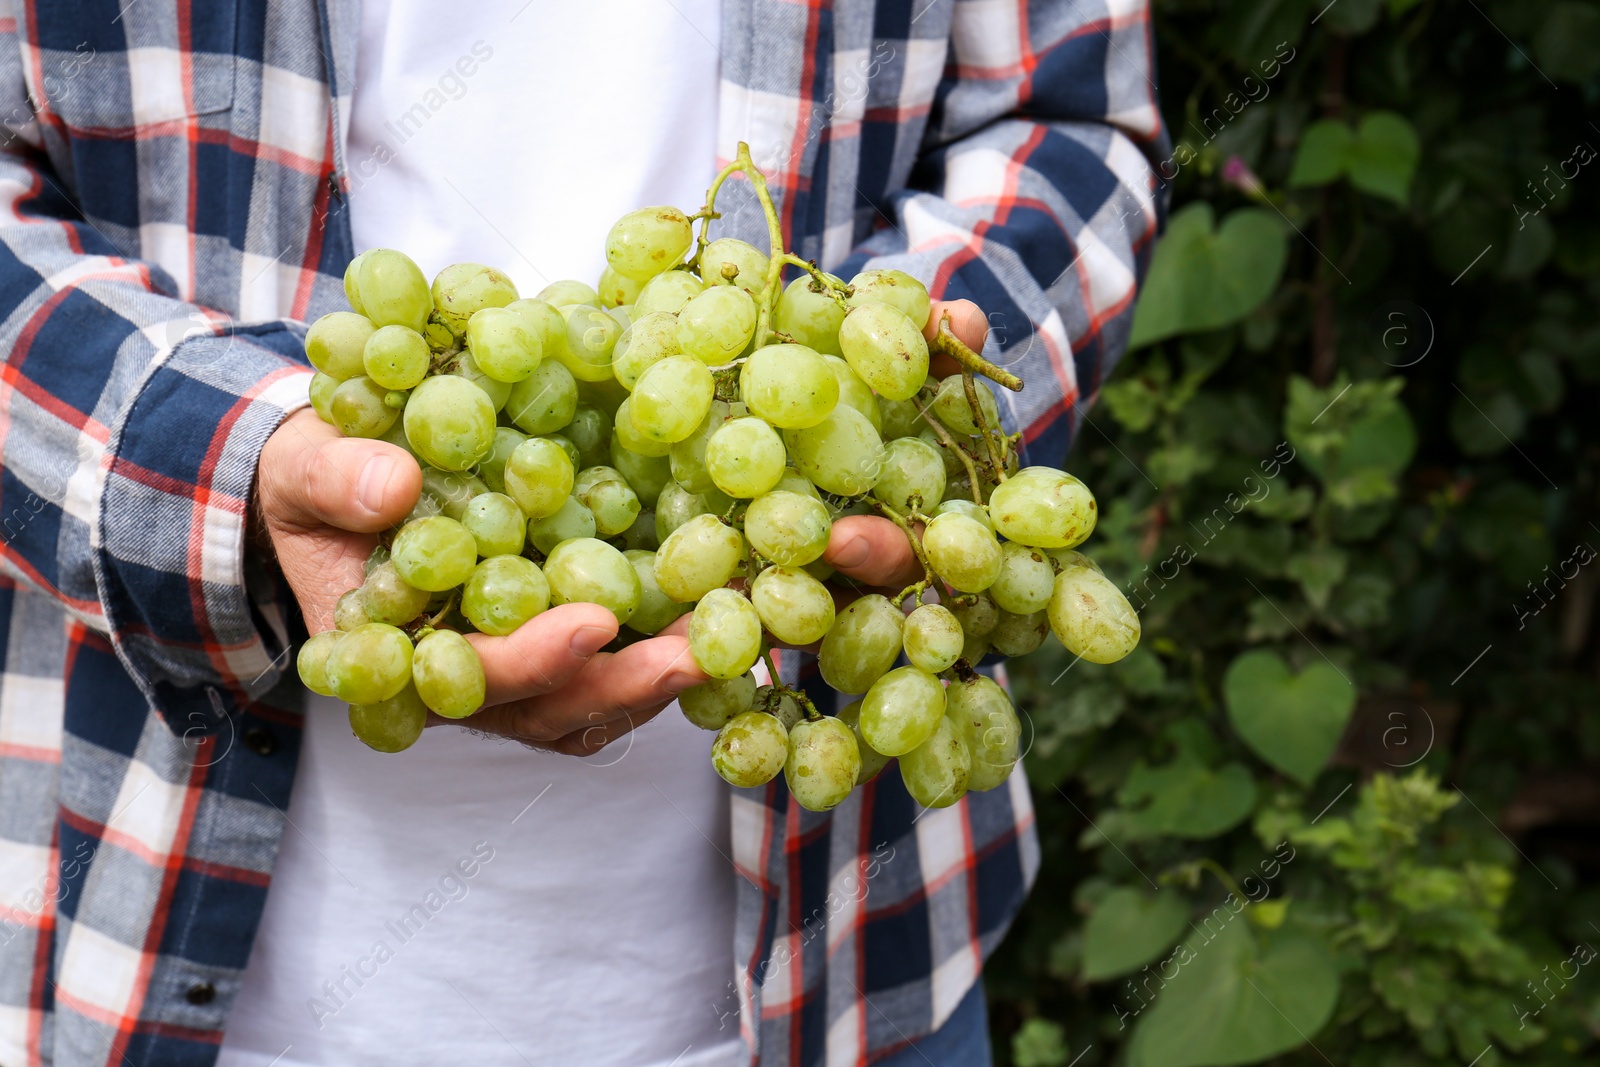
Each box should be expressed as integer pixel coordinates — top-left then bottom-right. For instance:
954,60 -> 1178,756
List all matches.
834,0 -> 1169,464
0,65 -> 313,726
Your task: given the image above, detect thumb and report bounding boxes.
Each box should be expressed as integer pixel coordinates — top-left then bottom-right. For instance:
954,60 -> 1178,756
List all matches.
260,409 -> 422,534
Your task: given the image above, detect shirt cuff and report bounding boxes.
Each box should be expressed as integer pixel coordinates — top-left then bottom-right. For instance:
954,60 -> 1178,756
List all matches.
93,324 -> 313,731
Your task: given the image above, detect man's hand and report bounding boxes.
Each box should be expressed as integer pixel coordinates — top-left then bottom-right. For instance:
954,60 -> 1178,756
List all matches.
258,409 -> 708,756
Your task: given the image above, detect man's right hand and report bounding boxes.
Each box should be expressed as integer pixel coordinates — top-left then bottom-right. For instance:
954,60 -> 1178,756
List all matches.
256,408 -> 708,755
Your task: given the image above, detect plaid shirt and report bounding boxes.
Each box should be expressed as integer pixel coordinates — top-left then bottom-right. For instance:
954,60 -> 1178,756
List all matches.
0,1 -> 1163,1064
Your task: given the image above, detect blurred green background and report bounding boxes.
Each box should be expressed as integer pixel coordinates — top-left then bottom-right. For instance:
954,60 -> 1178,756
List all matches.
991,1 -> 1600,1063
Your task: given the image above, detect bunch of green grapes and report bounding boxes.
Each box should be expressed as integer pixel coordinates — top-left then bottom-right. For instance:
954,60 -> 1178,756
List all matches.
297,146 -> 1139,812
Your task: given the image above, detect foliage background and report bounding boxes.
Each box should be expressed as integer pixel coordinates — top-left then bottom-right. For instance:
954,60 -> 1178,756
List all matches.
989,0 -> 1600,1063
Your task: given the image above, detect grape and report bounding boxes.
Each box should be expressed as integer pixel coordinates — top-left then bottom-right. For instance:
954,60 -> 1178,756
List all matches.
403,375 -> 495,471
785,405 -> 885,497
613,397 -> 675,457
701,237 -> 770,293
613,550 -> 682,635
680,671 -> 758,730
931,374 -> 1001,436
462,493 -> 527,557
326,622 -> 414,705
544,538 -> 641,624
392,515 -> 478,591
774,277 -> 845,356
836,699 -> 894,785
476,426 -> 527,494
365,543 -> 392,575
880,397 -> 925,440
774,468 -> 821,499
361,560 -> 431,625
307,312 -> 376,380
824,355 -> 883,432
353,249 -> 430,333
818,594 -> 905,694
467,306 -> 543,383
740,344 -> 838,429
654,513 -> 744,602
623,510 -> 659,551
505,359 -> 579,435
991,609 -> 1048,656
432,262 -> 518,337
903,604 -> 964,674
838,303 -> 929,401
933,497 -> 994,531
575,470 -> 642,538
537,279 -> 601,308
605,206 -> 693,280
688,588 -> 762,680
710,711 -> 788,788
331,376 -> 398,438
655,481 -> 712,541
418,467 -> 487,521
1048,548 -> 1102,574
945,675 -> 1020,792
539,433 -> 582,474
609,437 -> 673,507
361,325 -> 429,390
960,630 -> 992,666
677,285 -> 757,364
613,311 -> 683,390
922,512 -> 1003,592
706,417 -> 786,498
597,264 -> 645,308
342,252 -> 370,316
630,356 -> 714,444
565,404 -> 613,468
859,666 -> 947,757
751,686 -> 799,732
335,589 -> 369,631
919,427 -> 965,477
528,496 -> 597,554
634,270 -> 704,317
412,629 -> 485,719
847,268 -> 931,330
448,349 -> 513,412
463,555 -> 550,636
1048,566 -> 1140,663
989,467 -> 1098,549
785,717 -> 860,812
871,436 -> 947,512
750,565 -> 836,645
898,715 -> 971,809
559,305 -> 623,382
744,490 -> 832,567
669,399 -> 729,494
608,305 -> 635,330
297,630 -> 343,697
942,471 -> 992,506
349,683 -> 429,753
990,542 -> 1054,614
309,372 -> 339,423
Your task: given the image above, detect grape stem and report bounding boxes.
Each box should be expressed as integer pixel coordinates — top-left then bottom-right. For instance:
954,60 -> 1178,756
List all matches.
930,313 -> 1023,393
963,371 -> 1010,483
780,253 -> 854,312
762,646 -> 822,722
912,395 -> 985,504
692,141 -> 790,348
871,501 -> 938,592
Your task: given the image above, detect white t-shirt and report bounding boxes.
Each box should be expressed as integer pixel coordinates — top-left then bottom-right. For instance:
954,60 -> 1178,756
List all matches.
218,4 -> 744,1066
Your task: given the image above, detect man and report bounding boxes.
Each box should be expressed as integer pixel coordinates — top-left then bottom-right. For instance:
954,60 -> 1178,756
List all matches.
0,1 -> 1161,1064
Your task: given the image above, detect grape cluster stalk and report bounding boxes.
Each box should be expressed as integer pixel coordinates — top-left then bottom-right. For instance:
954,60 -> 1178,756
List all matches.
297,142 -> 1140,810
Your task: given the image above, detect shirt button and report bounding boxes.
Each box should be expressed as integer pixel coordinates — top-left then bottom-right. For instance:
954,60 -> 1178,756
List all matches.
244,727 -> 277,757
186,982 -> 216,1005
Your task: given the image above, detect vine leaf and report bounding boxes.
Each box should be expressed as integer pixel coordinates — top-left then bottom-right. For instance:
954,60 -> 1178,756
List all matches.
1288,111 -> 1420,206
1116,753 -> 1258,839
1224,650 -> 1355,786
1126,920 -> 1339,1067
1127,204 -> 1288,349
1083,887 -> 1190,981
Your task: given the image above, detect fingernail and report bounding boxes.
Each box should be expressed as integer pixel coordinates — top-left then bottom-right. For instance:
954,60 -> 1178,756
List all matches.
832,536 -> 870,569
664,669 -> 703,694
570,625 -> 614,657
357,455 -> 396,513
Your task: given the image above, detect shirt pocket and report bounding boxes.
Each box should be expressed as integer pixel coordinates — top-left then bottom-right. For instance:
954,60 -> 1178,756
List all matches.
25,1 -> 238,132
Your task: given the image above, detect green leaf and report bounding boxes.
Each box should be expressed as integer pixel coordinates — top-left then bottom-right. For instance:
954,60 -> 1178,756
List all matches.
1118,754 -> 1259,838
1346,112 -> 1421,206
1129,204 -> 1289,349
1013,1018 -> 1070,1067
1534,2 -> 1600,82
1224,650 -> 1356,786
1320,0 -> 1382,33
1126,922 -> 1339,1067
1287,120 -> 1352,188
1083,888 -> 1192,981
